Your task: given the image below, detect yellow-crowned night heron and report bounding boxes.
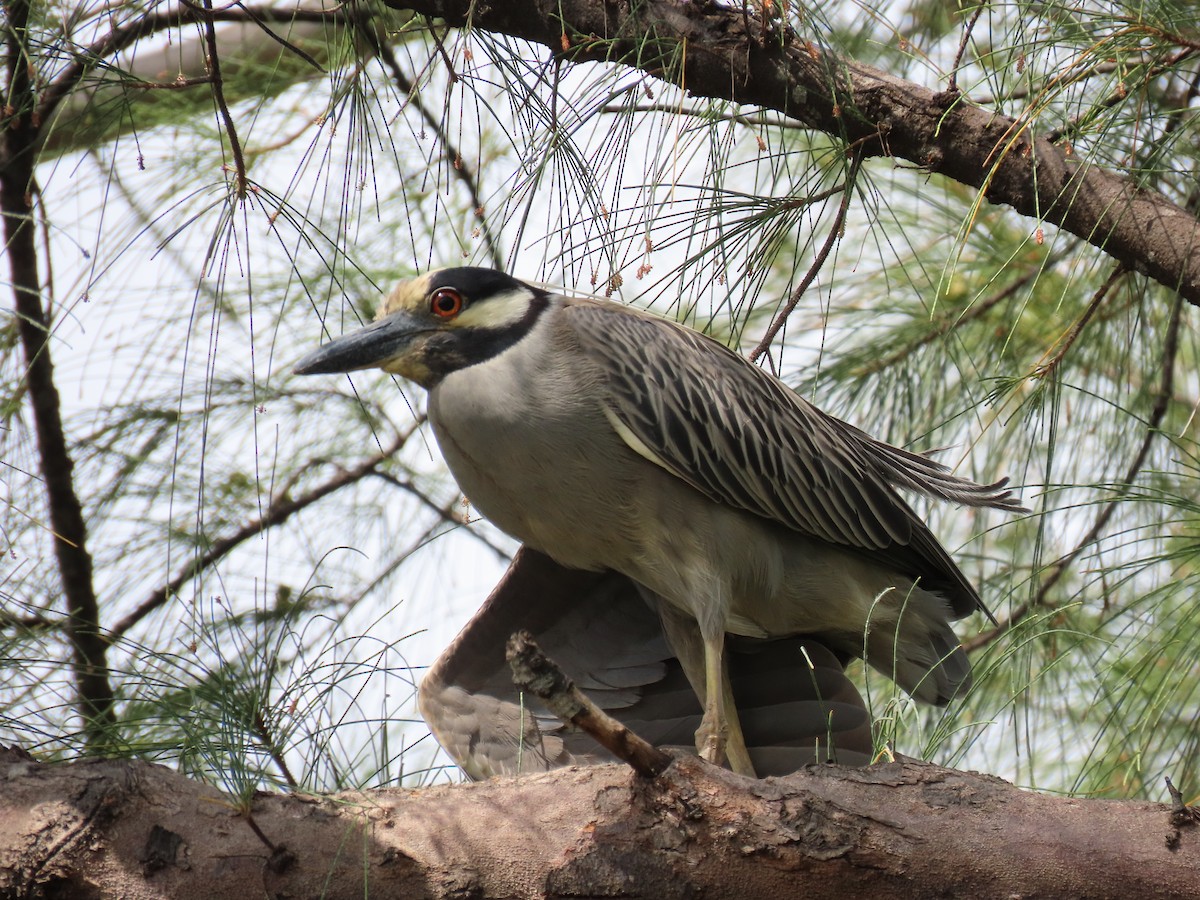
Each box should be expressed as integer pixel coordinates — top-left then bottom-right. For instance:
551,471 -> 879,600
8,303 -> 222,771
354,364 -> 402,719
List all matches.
296,267 -> 1023,776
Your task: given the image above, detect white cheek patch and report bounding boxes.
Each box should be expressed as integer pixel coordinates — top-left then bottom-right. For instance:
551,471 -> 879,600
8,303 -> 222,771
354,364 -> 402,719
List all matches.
457,288 -> 533,330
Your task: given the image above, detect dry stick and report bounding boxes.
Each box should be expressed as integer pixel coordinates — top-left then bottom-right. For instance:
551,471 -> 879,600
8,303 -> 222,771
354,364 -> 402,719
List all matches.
946,2 -> 988,96
506,630 -> 673,778
1165,776 -> 1200,824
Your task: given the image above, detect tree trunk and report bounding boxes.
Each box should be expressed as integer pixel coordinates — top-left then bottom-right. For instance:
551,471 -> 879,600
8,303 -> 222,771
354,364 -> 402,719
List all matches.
0,746 -> 1195,898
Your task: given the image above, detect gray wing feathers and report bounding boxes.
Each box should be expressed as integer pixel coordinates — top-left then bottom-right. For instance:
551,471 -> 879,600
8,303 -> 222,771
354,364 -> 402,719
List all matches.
567,301 -> 1021,617
419,551 -> 670,778
828,410 -> 1025,511
420,549 -> 874,779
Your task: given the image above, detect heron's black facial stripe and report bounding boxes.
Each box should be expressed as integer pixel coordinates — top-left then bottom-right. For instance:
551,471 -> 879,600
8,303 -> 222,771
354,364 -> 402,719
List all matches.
425,266 -> 527,301
420,289 -> 550,385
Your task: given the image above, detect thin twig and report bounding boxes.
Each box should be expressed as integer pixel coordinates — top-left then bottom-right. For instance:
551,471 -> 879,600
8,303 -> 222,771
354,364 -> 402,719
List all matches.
231,0 -> 326,72
368,22 -> 504,268
424,16 -> 458,83
1046,48 -> 1199,145
123,75 -> 214,90
254,709 -> 298,788
243,813 -> 296,873
0,610 -> 58,632
965,287 -> 1184,652
749,150 -> 862,363
1129,64 -> 1200,174
35,4 -> 344,138
972,60 -> 1124,108
947,2 -> 987,95
972,42 -> 1193,111
1032,264 -> 1127,382
200,0 -> 248,198
599,101 -> 797,131
369,470 -> 513,561
856,247 -> 1070,378
966,67 -> 1200,653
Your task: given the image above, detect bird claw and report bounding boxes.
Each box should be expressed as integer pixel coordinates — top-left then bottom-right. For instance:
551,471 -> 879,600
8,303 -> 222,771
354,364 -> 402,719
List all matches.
696,714 -> 728,767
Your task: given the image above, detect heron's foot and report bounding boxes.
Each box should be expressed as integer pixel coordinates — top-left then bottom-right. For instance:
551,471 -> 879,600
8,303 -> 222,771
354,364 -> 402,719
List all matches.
696,709 -> 728,767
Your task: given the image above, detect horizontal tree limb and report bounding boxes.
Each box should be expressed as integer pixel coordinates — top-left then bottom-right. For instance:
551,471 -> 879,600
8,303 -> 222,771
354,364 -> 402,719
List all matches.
388,0 -> 1200,304
1,746 -> 1195,898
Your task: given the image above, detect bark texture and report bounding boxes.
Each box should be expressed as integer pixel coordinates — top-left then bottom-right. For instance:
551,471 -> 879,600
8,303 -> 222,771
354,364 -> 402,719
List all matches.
386,0 -> 1200,304
1,746 -> 1196,899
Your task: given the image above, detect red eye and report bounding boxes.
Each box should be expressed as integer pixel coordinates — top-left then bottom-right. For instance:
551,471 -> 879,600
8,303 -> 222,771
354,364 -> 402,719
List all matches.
430,288 -> 464,318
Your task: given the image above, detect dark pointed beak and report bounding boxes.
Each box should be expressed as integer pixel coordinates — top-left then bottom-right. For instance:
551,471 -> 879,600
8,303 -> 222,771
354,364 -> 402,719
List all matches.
294,311 -> 427,375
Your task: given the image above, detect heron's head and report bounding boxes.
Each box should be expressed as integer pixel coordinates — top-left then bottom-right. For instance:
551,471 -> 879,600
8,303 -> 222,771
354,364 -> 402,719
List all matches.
294,267 -> 549,388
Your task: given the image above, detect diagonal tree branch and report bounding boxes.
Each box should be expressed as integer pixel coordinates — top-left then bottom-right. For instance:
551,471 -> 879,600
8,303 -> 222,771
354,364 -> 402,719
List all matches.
3,748 -> 1199,897
384,0 -> 1200,305
963,287 -> 1186,652
109,429 -> 414,643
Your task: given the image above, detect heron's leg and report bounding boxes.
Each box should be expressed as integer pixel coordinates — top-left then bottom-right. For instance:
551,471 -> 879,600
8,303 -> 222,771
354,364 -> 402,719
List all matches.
656,603 -> 756,776
724,691 -> 756,776
697,630 -> 757,777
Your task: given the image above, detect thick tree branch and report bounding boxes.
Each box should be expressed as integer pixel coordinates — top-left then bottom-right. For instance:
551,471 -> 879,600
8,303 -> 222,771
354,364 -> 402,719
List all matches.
1,747 -> 1196,897
386,0 -> 1200,304
2,0 -> 116,747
